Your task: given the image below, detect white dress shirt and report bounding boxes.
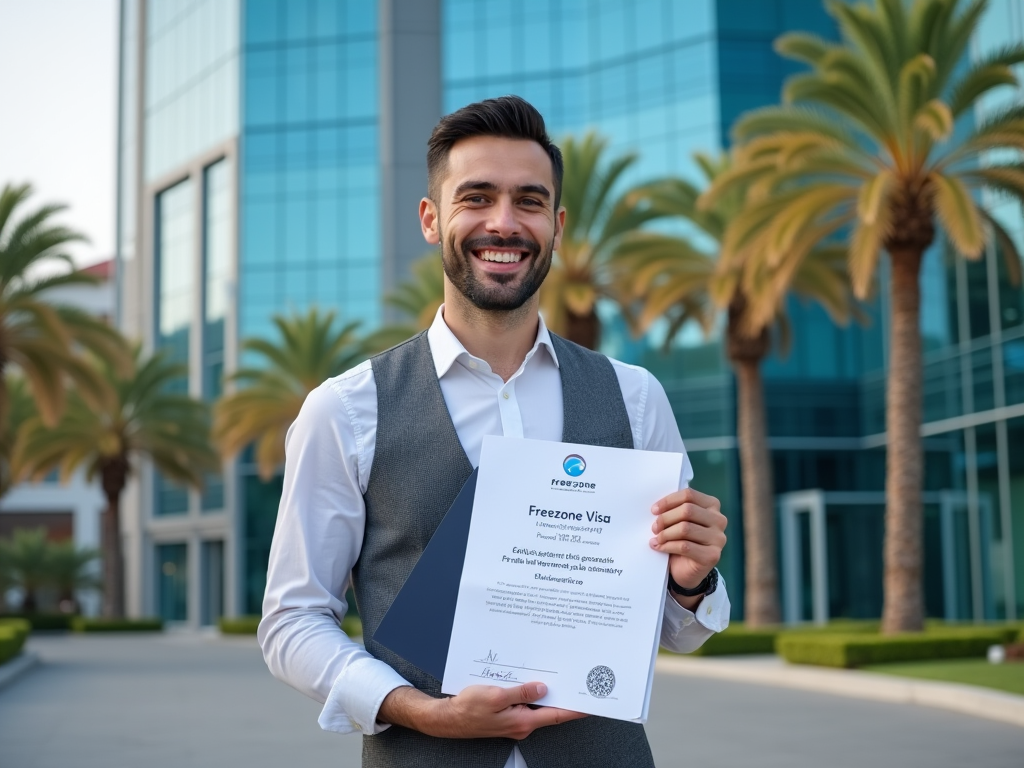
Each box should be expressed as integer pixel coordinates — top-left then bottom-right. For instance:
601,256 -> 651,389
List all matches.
259,307 -> 730,768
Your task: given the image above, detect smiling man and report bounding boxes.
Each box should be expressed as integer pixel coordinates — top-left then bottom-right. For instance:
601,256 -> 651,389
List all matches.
259,96 -> 730,768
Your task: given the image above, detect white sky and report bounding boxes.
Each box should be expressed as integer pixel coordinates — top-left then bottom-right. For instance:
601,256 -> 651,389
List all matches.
0,0 -> 118,267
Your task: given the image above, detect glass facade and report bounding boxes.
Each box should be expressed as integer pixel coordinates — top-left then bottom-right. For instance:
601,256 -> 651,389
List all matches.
201,539 -> 225,625
240,0 -> 380,347
145,0 -> 239,181
202,158 -> 233,512
120,0 -> 1024,623
154,178 -> 194,517
156,542 -> 188,622
117,0 -> 140,267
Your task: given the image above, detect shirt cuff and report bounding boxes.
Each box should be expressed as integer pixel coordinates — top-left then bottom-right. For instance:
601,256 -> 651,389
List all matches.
318,656 -> 412,735
659,573 -> 731,653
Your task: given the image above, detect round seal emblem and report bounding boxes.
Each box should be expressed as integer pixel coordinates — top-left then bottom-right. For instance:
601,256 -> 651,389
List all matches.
563,454 -> 586,477
586,665 -> 616,698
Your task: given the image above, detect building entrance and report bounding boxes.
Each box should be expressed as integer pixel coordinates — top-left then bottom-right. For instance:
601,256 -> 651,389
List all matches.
778,489 -> 1000,624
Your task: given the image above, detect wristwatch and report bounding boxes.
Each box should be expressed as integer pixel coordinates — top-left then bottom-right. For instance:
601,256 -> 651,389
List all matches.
668,567 -> 718,597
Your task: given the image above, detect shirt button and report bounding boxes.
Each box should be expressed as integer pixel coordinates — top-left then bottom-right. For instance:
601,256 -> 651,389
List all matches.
706,606 -> 712,615
502,392 -> 509,399
469,361 -> 477,369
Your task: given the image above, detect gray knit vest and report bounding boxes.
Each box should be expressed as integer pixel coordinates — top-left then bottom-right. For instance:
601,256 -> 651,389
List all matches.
355,331 -> 656,768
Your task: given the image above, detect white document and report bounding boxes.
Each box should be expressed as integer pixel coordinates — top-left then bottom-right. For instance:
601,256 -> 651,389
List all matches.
441,435 -> 683,722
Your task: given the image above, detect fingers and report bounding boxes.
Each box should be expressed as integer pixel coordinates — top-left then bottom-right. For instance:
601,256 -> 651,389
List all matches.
501,682 -> 548,709
651,502 -> 725,535
653,540 -> 723,565
652,518 -> 722,547
652,486 -> 719,515
526,707 -> 589,728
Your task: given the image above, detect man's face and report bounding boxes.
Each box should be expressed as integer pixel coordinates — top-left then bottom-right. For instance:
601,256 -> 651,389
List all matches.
420,135 -> 564,312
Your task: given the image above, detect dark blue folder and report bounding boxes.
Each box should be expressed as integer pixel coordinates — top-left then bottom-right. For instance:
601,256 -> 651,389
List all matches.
372,469 -> 478,680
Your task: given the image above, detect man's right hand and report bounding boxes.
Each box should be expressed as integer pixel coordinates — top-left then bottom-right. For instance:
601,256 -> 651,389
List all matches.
377,682 -> 587,740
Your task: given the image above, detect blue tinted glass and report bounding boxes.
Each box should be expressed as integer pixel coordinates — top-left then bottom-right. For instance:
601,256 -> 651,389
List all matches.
155,472 -> 189,517
313,0 -> 341,38
285,0 -> 312,41
156,177 -> 194,385
344,0 -> 376,35
145,0 -> 239,181
245,49 -> 280,127
156,543 -> 188,619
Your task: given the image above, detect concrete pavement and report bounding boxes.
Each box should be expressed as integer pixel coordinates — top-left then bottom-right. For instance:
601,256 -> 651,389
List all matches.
0,634 -> 1021,767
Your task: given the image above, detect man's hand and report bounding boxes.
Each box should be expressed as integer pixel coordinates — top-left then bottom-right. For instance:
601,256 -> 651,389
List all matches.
650,487 -> 727,610
378,682 -> 587,739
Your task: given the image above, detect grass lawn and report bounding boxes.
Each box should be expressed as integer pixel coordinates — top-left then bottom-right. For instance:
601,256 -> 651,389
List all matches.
863,659 -> 1024,696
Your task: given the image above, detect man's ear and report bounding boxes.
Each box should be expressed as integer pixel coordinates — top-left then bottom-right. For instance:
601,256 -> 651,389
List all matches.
553,206 -> 566,251
420,198 -> 440,245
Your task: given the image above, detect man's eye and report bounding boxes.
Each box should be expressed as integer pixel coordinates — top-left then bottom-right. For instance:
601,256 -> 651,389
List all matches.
465,195 -> 488,204
520,198 -> 542,206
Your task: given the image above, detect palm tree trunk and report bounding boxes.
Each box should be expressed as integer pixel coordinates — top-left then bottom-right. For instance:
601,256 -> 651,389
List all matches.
565,308 -> 600,350
881,249 -> 925,633
100,457 -> 129,618
734,355 -> 781,625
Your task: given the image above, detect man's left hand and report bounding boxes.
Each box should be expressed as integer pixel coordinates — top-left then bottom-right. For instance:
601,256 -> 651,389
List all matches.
650,487 -> 727,609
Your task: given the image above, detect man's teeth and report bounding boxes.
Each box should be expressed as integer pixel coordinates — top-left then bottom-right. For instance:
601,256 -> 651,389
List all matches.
478,250 -> 522,263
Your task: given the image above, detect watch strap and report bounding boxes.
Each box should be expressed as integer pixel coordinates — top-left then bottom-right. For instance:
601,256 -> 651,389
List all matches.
668,567 -> 718,597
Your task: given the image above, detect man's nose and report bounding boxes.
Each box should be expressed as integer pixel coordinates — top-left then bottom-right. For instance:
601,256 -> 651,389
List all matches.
486,197 -> 520,236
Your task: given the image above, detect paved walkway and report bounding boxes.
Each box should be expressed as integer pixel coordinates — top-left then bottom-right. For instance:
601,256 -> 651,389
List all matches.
0,634 -> 1021,767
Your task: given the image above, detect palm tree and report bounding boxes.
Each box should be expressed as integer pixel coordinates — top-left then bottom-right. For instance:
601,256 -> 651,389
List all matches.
214,307 -> 369,480
0,528 -> 50,613
13,348 -> 218,617
542,133 -> 665,349
0,376 -> 36,498
703,0 -> 1024,632
615,153 -> 856,626
0,183 -> 127,428
367,251 -> 445,351
45,540 -> 101,614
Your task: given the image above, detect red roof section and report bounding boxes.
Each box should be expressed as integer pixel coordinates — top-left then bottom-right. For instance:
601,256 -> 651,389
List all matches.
80,259 -> 114,280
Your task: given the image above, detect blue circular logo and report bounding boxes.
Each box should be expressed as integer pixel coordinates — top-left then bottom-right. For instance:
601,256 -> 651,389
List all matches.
563,454 -> 586,477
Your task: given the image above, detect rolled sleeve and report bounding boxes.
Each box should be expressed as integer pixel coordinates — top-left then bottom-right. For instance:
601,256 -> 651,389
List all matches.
319,657 -> 412,735
659,573 -> 731,654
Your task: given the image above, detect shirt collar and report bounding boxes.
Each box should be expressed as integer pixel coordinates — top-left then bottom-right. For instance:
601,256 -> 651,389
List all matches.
425,304 -> 560,379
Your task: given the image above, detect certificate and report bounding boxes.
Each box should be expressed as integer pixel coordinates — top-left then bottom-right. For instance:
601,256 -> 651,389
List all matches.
441,435 -> 683,721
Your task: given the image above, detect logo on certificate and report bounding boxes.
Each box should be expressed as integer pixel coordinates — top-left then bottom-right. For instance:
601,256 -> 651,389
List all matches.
563,454 -> 587,477
586,665 -> 616,697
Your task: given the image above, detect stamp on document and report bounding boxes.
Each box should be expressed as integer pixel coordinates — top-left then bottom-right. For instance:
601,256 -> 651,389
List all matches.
586,665 -> 616,697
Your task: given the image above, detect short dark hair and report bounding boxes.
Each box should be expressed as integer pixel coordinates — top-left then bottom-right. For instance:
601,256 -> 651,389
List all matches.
426,95 -> 564,209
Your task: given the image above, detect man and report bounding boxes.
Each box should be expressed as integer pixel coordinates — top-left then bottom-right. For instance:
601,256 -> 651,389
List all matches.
260,96 -> 730,768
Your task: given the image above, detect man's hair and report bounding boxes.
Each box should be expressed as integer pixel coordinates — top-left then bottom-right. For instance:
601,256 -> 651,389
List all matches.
426,95 -> 564,209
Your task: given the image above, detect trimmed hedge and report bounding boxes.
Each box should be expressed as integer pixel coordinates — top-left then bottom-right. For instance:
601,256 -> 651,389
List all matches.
778,627 -> 1014,668
688,625 -> 778,656
219,615 -> 261,635
0,613 -> 74,631
681,620 -> 879,657
341,615 -> 362,638
0,618 -> 31,665
71,617 -> 163,633
218,614 -> 363,637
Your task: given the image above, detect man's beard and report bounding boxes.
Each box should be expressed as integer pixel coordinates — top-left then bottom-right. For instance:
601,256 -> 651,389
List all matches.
440,231 -> 552,312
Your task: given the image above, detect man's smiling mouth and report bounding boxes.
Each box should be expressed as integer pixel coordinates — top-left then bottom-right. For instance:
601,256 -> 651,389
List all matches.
475,249 -> 525,263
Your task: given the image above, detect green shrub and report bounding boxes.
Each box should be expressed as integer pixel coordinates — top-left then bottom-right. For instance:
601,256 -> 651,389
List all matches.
687,623 -> 778,656
218,614 -> 362,637
71,617 -> 163,633
341,615 -> 362,638
0,613 -> 73,631
778,628 -> 1011,668
0,618 -> 31,665
219,615 -> 261,635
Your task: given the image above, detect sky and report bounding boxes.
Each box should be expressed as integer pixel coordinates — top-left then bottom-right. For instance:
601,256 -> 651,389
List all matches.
0,0 -> 118,267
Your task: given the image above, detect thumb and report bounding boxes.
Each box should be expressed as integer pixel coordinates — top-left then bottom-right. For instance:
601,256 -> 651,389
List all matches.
504,682 -> 548,707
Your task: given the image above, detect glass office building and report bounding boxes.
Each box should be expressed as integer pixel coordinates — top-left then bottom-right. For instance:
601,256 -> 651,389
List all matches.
117,0 -> 1023,624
